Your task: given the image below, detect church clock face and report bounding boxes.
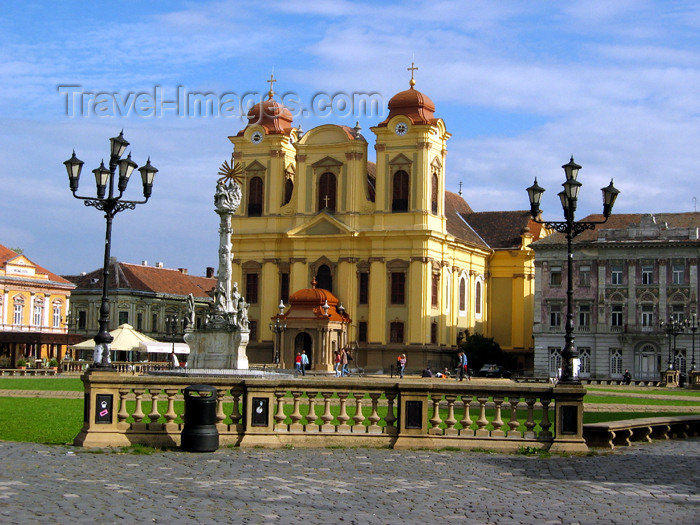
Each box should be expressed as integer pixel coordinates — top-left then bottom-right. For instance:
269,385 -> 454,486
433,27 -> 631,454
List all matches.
251,131 -> 263,144
394,122 -> 408,136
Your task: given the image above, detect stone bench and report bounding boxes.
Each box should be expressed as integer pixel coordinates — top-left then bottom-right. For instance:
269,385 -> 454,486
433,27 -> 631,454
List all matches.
583,415 -> 700,449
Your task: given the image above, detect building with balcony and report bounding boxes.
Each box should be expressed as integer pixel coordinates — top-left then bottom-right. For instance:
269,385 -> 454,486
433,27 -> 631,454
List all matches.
0,244 -> 75,367
532,213 -> 700,380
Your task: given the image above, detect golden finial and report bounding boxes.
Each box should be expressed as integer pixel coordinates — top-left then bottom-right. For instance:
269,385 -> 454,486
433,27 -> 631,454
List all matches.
217,154 -> 243,184
267,71 -> 277,100
408,61 -> 418,88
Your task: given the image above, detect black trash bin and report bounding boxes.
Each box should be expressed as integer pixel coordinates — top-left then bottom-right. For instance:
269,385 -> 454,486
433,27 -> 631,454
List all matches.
679,373 -> 686,388
181,384 -> 219,452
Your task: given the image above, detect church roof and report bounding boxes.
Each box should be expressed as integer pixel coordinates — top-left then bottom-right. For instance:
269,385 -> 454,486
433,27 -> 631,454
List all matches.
444,191 -> 486,248
64,261 -> 216,299
461,210 -> 540,249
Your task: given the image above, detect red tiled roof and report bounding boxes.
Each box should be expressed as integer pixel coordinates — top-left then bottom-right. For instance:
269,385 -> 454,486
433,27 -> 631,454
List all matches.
64,261 -> 216,298
0,243 -> 74,286
460,210 -> 535,249
444,191 -> 487,248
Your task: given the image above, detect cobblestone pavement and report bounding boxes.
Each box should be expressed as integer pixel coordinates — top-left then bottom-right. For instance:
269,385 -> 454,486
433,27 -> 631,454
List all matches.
0,438 -> 698,525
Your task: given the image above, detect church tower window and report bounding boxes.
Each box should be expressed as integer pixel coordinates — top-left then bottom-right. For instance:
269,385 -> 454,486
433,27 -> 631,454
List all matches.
392,170 -> 409,212
248,176 -> 263,217
283,178 -> 294,205
431,172 -> 438,214
318,172 -> 336,212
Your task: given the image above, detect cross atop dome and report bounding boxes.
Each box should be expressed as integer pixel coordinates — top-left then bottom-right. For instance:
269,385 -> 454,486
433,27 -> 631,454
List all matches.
267,72 -> 277,100
407,61 -> 418,88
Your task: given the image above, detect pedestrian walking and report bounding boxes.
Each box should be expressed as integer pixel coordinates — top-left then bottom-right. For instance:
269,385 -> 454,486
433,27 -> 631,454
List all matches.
295,352 -> 302,375
398,354 -> 406,379
300,350 -> 309,376
341,348 -> 349,376
334,350 -> 342,377
458,351 -> 469,381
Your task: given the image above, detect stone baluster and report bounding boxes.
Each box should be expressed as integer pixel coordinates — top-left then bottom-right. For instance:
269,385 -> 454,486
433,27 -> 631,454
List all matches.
444,395 -> 458,436
539,398 -> 552,439
507,398 -> 521,438
475,396 -> 489,437
320,392 -> 335,432
429,394 -> 443,435
117,389 -> 130,423
491,397 -> 505,437
352,393 -> 366,433
230,390 -> 243,428
163,389 -> 178,425
305,391 -> 319,432
289,391 -> 303,431
384,392 -> 397,434
459,395 -> 473,436
215,389 -> 226,425
147,388 -> 162,428
524,397 -> 536,438
274,391 -> 287,431
367,393 -> 382,434
337,392 -> 351,432
132,388 -> 146,423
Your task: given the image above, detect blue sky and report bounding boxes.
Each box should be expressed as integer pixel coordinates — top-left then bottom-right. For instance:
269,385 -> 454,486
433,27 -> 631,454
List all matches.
1,1 -> 699,275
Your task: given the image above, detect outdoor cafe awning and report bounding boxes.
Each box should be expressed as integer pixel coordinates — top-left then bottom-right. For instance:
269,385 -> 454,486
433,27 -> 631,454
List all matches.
138,341 -> 190,354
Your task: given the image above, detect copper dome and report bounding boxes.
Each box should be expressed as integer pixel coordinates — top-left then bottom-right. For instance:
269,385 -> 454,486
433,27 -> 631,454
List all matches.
378,86 -> 438,127
239,95 -> 294,136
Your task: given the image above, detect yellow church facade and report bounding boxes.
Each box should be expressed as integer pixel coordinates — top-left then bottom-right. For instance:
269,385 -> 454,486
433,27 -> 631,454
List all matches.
226,75 -> 543,373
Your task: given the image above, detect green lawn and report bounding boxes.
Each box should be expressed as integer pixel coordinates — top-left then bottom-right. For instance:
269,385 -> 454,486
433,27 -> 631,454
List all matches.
585,395 -> 699,406
0,377 -> 84,391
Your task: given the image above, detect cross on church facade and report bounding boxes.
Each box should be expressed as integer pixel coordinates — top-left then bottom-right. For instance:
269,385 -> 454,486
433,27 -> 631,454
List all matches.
323,194 -> 330,208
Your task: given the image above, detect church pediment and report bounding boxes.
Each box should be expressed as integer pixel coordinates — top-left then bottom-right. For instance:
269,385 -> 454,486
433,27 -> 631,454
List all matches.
389,153 -> 412,165
311,156 -> 344,168
245,160 -> 266,173
286,212 -> 357,237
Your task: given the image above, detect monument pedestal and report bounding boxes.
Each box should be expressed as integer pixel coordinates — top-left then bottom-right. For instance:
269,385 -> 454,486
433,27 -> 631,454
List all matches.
663,368 -> 679,387
185,329 -> 249,370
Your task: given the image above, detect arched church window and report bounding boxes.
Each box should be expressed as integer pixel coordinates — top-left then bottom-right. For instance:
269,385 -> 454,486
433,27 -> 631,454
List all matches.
431,172 -> 438,214
316,264 -> 332,292
392,170 -> 409,212
283,178 -> 294,205
248,176 -> 263,217
475,280 -> 482,316
318,172 -> 336,212
459,276 -> 467,314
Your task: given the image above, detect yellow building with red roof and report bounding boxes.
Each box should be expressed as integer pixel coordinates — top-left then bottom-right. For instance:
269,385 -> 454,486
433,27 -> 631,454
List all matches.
0,244 -> 75,367
226,70 -> 546,373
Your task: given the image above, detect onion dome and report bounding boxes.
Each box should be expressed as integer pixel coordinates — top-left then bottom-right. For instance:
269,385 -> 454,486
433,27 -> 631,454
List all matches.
378,64 -> 439,127
237,76 -> 294,136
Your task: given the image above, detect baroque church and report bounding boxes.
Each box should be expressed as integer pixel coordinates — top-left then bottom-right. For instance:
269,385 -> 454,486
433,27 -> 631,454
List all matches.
227,68 -> 546,373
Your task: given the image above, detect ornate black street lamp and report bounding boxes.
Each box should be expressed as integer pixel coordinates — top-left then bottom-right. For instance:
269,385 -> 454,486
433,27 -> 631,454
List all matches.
527,156 -> 620,384
269,300 -> 286,364
688,313 -> 698,371
165,315 -> 180,355
64,131 -> 158,369
660,317 -> 684,371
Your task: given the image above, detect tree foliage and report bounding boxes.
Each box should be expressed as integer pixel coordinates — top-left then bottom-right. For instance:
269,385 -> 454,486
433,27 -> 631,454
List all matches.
458,330 -> 516,371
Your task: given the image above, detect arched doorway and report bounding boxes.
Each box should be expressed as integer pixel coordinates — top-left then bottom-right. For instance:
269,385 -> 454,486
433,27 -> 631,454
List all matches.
294,332 -> 313,370
635,343 -> 660,380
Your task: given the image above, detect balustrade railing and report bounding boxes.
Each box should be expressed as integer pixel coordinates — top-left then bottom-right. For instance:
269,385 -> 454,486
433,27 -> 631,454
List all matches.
74,372 -> 587,453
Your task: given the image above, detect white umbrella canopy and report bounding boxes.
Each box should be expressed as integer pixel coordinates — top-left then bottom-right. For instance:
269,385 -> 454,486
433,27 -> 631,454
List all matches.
71,323 -> 158,353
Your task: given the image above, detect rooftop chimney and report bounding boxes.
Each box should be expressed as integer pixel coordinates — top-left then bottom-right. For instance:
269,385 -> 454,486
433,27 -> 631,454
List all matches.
156,262 -> 163,268
178,268 -> 188,274
141,260 -> 148,266
206,267 -> 215,278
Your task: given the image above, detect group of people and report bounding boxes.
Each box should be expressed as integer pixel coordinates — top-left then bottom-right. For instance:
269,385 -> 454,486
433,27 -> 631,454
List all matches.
398,352 -> 470,380
294,350 -> 310,376
333,348 -> 352,377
